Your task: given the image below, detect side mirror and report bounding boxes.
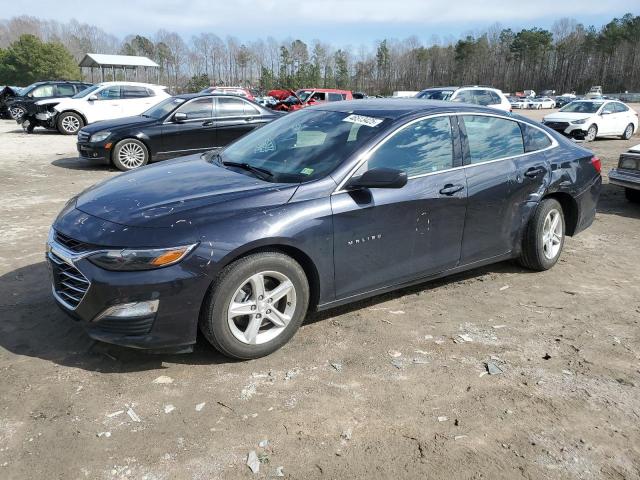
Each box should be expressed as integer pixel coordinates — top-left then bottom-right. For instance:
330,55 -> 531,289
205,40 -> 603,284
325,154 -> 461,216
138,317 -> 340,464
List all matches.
347,168 -> 407,189
173,112 -> 187,123
88,94 -> 98,101
600,111 -> 611,116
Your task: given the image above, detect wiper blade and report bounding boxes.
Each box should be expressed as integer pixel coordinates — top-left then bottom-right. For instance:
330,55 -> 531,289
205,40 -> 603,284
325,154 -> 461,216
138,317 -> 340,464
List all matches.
222,161 -> 273,180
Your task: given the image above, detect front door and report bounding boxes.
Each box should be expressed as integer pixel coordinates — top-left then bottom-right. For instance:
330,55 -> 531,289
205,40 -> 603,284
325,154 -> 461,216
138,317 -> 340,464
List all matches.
332,115 -> 467,299
89,85 -> 124,121
161,97 -> 216,156
598,102 -> 618,135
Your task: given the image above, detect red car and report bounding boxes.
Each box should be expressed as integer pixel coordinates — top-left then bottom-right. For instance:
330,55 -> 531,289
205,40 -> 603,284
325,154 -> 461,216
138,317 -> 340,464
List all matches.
267,88 -> 352,111
200,86 -> 254,101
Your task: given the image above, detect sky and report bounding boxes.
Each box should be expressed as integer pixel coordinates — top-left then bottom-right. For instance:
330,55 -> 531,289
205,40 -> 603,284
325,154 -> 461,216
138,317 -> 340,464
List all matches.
4,0 -> 639,46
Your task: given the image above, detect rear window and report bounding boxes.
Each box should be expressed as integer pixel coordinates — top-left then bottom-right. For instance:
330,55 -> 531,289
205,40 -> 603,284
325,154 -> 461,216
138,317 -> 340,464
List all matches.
521,123 -> 552,153
462,115 -> 524,163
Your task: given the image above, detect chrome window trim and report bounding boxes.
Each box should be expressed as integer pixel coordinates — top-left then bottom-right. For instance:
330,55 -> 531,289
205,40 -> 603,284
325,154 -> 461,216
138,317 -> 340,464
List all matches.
332,111 -> 558,194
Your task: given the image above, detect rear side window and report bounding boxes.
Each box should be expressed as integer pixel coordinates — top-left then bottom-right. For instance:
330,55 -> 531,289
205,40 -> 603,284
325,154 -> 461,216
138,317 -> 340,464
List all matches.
488,91 -> 502,104
327,93 -> 343,102
56,84 -> 76,96
123,86 -> 151,98
462,115 -> 524,163
358,116 -> 453,176
614,102 -> 629,113
521,123 -> 552,153
176,97 -> 213,119
217,97 -> 259,116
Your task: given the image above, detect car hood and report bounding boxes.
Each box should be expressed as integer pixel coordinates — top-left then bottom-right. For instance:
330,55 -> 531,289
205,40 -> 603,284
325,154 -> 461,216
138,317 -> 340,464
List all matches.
543,112 -> 593,122
35,97 -> 68,106
75,154 -> 298,228
82,115 -> 158,133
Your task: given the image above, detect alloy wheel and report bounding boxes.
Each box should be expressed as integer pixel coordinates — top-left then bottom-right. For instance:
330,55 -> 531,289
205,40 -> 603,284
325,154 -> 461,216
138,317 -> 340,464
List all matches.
585,126 -> 597,142
10,106 -> 24,119
227,270 -> 297,345
542,209 -> 563,260
118,142 -> 146,169
61,115 -> 80,133
624,125 -> 633,139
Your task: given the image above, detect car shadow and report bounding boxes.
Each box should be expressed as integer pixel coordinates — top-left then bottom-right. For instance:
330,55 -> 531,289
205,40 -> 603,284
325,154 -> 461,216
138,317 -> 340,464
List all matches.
0,259 -> 529,373
596,181 -> 640,220
51,157 -> 114,172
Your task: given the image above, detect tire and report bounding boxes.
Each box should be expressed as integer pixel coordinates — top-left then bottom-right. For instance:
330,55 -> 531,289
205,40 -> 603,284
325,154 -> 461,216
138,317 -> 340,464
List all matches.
519,198 -> 565,271
585,124 -> 597,142
9,105 -> 25,120
56,112 -> 84,135
112,139 -> 149,171
621,123 -> 634,140
199,251 -> 310,359
625,188 -> 640,203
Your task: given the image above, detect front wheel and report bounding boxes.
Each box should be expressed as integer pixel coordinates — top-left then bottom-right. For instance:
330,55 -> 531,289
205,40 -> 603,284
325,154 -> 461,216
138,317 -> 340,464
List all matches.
519,198 -> 565,271
199,251 -> 310,359
585,124 -> 598,142
112,139 -> 149,171
621,123 -> 634,140
9,105 -> 25,120
57,112 -> 84,135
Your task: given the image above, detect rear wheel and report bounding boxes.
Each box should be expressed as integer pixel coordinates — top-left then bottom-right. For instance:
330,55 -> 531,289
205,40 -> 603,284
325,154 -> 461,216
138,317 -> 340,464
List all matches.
519,198 -> 565,271
621,123 -> 634,140
112,139 -> 149,171
199,251 -> 309,359
625,188 -> 640,203
57,112 -> 84,135
585,124 -> 597,142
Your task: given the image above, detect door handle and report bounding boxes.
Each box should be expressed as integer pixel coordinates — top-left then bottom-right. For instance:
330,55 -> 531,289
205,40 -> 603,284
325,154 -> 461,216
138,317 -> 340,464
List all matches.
524,167 -> 544,178
202,120 -> 214,126
439,184 -> 465,196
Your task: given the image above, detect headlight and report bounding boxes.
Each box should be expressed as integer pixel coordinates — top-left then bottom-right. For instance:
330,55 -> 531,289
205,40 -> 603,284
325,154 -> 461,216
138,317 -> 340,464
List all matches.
89,131 -> 111,142
87,244 -> 198,271
571,119 -> 587,125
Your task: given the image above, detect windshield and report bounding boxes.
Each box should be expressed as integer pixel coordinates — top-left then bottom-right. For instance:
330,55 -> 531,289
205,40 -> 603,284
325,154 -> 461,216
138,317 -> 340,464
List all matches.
217,109 -> 391,183
416,89 -> 454,100
18,83 -> 40,96
142,97 -> 186,119
560,101 -> 603,114
73,85 -> 100,99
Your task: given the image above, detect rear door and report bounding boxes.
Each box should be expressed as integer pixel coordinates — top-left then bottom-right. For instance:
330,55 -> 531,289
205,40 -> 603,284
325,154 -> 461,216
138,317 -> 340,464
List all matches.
332,114 -> 467,298
458,114 -> 525,264
214,96 -> 267,146
161,96 -> 216,155
121,86 -> 156,116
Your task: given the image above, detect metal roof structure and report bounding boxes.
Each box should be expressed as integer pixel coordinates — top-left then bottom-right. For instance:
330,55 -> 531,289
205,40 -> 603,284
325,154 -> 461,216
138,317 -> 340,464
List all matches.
79,53 -> 159,69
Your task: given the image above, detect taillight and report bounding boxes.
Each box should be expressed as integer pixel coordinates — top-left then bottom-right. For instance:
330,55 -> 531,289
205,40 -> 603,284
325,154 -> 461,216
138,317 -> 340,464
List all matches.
591,156 -> 601,174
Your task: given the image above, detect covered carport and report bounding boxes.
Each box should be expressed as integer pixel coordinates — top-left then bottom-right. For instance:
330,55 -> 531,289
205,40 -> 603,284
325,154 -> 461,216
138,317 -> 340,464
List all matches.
79,53 -> 160,84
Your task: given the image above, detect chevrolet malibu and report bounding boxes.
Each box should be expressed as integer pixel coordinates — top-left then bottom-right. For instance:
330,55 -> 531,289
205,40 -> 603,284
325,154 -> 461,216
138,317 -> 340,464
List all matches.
47,100 -> 602,359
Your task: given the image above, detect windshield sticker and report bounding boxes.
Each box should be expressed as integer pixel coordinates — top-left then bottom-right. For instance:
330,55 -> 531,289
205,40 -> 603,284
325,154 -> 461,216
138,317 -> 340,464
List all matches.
343,114 -> 383,127
254,138 -> 276,153
300,167 -> 314,176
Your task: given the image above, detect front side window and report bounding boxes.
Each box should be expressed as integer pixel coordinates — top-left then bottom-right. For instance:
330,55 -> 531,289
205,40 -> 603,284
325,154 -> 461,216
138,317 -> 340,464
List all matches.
521,123 -> 552,153
31,85 -> 54,98
462,115 -> 524,163
218,109 -> 390,183
96,86 -> 121,100
602,103 -> 616,114
176,97 -> 213,119
356,116 -> 453,177
56,84 -> 76,96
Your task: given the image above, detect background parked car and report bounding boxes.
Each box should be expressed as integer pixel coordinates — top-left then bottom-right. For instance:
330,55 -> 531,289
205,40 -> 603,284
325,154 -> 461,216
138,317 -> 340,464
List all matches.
416,86 -> 512,112
509,96 -> 527,109
543,99 -> 638,141
199,86 -> 254,101
5,81 -> 91,121
268,88 -> 353,112
609,144 -> 640,203
554,95 -> 575,108
32,82 -> 170,135
526,96 -> 556,109
76,93 -> 280,171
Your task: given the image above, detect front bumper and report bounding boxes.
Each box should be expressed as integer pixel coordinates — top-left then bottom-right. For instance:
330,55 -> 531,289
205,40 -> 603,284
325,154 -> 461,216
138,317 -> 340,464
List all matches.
543,121 -> 588,138
47,230 -> 211,349
609,168 -> 640,191
77,141 -> 109,161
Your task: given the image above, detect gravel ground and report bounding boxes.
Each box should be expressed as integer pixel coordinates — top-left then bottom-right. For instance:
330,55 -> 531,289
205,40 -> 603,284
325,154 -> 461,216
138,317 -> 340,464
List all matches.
0,107 -> 639,480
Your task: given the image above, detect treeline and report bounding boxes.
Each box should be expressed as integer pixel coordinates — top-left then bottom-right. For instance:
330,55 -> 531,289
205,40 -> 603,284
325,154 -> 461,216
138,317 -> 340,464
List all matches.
1,14 -> 639,94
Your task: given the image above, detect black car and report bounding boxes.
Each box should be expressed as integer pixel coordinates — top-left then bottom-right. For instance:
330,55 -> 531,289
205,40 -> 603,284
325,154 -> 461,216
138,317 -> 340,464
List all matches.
0,86 -> 22,119
609,145 -> 640,203
48,100 -> 601,359
77,94 -> 281,171
6,81 -> 92,123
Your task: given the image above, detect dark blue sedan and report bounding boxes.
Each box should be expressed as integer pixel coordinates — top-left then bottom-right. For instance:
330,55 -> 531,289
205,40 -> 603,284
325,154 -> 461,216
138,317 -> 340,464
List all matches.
47,100 -> 602,359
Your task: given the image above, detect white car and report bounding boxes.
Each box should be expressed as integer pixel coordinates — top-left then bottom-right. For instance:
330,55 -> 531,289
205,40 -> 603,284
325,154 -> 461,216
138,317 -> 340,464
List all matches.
526,97 -> 556,109
416,86 -> 512,112
35,82 -> 170,135
543,99 -> 638,141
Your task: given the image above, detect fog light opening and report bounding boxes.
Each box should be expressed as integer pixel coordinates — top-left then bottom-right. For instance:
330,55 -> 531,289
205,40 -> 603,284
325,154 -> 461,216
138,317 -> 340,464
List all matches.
94,300 -> 159,322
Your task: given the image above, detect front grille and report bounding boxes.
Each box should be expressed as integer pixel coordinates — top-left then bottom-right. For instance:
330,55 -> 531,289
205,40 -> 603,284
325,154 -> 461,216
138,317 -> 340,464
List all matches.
49,252 -> 90,309
93,316 -> 155,336
54,230 -> 95,253
77,130 -> 90,142
544,121 -> 569,131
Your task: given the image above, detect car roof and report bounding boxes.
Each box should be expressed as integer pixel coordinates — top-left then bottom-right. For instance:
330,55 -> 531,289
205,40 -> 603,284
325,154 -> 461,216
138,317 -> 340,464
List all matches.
314,98 -> 504,120
96,81 -> 163,88
174,92 -> 256,100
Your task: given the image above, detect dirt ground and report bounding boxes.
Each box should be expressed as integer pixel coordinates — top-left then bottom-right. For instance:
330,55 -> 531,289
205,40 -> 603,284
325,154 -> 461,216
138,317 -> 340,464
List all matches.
0,106 -> 639,480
